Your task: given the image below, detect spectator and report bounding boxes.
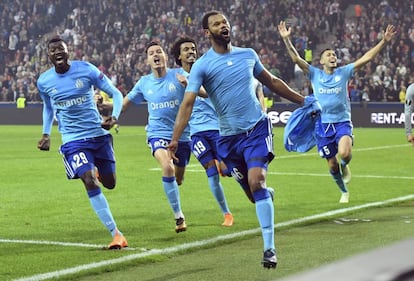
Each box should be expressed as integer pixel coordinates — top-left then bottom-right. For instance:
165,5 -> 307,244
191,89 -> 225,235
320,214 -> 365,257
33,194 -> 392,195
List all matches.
0,0 -> 412,104
16,93 -> 26,108
400,85 -> 407,103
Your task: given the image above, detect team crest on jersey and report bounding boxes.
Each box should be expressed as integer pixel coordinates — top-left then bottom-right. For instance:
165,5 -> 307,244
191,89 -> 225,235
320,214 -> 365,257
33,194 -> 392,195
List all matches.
168,83 -> 177,92
148,89 -> 154,95
75,79 -> 84,88
334,75 -> 341,82
51,88 -> 58,95
227,60 -> 233,66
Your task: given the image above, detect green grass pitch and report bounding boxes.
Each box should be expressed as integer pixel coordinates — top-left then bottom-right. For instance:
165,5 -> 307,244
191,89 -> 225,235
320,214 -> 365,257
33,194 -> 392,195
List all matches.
1,125 -> 413,280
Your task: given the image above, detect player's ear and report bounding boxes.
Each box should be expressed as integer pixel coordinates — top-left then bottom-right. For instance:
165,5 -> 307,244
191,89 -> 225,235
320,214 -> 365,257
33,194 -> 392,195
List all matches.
204,29 -> 210,38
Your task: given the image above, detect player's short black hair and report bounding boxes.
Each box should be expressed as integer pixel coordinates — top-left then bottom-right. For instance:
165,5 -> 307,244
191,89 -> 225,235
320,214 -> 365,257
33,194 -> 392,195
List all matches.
47,36 -> 66,48
202,10 -> 221,29
171,36 -> 197,66
319,48 -> 334,57
145,41 -> 162,55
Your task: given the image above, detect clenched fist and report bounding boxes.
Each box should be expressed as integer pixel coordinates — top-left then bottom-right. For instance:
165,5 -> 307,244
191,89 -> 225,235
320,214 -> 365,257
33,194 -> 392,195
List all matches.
37,135 -> 50,151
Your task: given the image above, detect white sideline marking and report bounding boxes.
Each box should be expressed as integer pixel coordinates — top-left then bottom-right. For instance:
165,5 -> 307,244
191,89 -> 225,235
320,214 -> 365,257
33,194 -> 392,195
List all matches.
150,144 -> 413,179
266,171 -> 414,180
279,143 -> 409,159
149,167 -> 414,180
0,239 -> 105,248
12,194 -> 414,281
0,239 -> 140,251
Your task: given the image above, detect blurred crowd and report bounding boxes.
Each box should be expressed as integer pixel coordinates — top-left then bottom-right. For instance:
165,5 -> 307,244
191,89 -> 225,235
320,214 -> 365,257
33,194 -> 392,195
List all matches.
0,0 -> 413,103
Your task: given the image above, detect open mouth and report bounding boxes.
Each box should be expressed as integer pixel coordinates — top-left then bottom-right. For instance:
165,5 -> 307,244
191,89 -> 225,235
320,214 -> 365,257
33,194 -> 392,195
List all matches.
187,54 -> 196,62
153,57 -> 161,65
221,29 -> 230,37
55,55 -> 65,64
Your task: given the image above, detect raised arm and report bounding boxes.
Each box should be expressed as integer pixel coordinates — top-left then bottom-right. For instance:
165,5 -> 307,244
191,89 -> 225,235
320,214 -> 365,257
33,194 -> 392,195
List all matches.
278,21 -> 309,74
354,24 -> 397,72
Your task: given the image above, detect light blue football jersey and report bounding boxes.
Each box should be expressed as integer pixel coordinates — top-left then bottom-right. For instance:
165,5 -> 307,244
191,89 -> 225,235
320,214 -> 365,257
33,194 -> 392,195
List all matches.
186,46 -> 266,136
189,96 -> 219,136
308,64 -> 354,123
37,61 -> 123,144
126,68 -> 190,141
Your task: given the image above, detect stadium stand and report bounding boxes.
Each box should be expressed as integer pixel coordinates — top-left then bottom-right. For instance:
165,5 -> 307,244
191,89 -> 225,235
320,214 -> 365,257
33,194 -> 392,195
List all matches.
0,0 -> 413,103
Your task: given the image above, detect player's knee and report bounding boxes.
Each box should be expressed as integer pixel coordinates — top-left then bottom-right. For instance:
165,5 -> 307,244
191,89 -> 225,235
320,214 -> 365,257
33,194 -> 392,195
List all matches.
163,164 -> 175,176
339,150 -> 351,161
248,176 -> 266,191
82,176 -> 98,190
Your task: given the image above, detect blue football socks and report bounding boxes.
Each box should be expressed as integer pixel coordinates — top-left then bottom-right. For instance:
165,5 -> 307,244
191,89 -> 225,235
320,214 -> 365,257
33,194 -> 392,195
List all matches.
330,170 -> 348,193
340,156 -> 351,171
87,188 -> 118,236
207,172 -> 231,214
253,188 -> 275,251
162,176 -> 183,218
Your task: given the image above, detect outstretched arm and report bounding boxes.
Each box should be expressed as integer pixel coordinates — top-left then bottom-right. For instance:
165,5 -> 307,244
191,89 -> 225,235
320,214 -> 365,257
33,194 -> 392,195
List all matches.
257,68 -> 304,105
354,24 -> 397,72
278,21 -> 310,74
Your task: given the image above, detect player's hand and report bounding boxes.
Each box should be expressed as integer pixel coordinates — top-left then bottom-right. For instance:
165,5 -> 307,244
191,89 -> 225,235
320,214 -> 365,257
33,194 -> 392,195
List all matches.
94,94 -> 103,105
37,135 -> 50,151
278,21 -> 292,38
383,24 -> 397,43
176,73 -> 188,87
167,140 -> 179,161
101,116 -> 117,130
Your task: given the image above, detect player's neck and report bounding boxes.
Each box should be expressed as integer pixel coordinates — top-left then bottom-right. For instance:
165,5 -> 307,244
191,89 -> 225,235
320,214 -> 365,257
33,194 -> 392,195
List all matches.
323,66 -> 335,75
212,41 -> 232,54
55,63 -> 70,74
182,62 -> 192,73
153,67 -> 167,78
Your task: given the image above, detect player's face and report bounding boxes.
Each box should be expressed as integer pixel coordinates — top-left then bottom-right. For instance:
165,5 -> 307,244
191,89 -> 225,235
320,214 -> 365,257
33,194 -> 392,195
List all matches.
48,41 -> 69,70
147,45 -> 167,70
320,50 -> 337,68
179,42 -> 197,66
207,14 -> 231,44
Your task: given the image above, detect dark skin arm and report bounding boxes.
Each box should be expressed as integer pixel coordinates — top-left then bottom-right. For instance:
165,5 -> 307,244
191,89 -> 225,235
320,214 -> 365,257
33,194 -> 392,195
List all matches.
101,116 -> 118,130
94,99 -> 118,130
256,68 -> 304,105
37,134 -> 50,151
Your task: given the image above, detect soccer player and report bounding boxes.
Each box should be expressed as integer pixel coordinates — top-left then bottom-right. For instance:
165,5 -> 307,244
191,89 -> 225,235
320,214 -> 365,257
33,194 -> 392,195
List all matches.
37,36 -> 127,249
168,11 -> 306,269
405,83 -> 414,146
122,41 -> 190,233
278,21 -> 397,203
171,36 -> 234,227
